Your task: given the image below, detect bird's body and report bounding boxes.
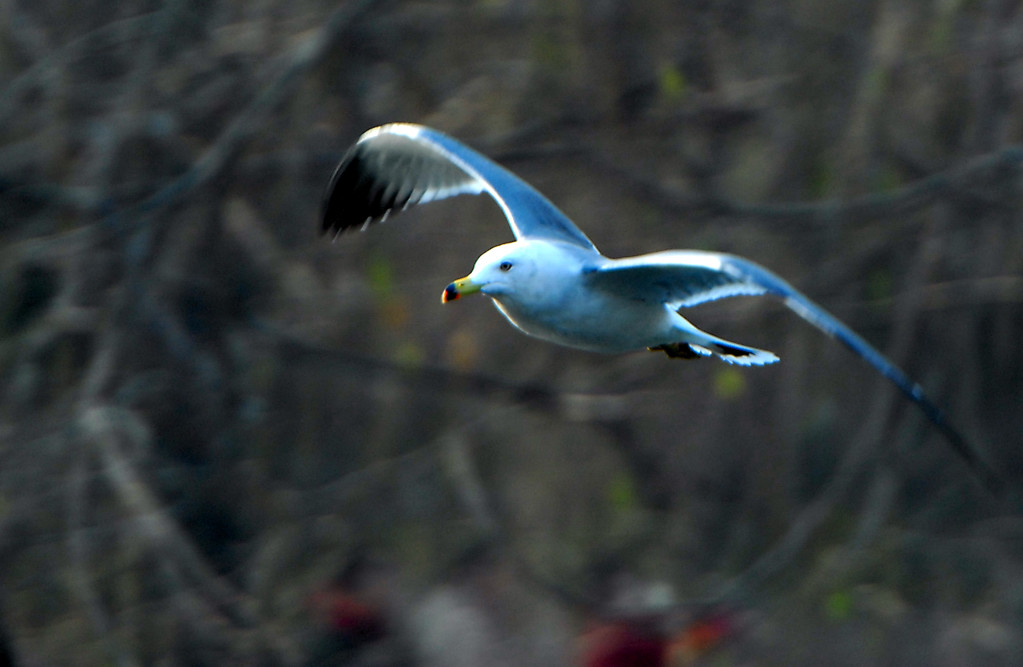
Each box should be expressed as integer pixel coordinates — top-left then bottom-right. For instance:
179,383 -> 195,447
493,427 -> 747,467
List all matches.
321,122 -> 997,489
454,239 -> 779,363
475,241 -> 652,354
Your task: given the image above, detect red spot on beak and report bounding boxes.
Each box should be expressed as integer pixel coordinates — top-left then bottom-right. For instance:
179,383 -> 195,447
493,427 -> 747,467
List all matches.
442,283 -> 460,303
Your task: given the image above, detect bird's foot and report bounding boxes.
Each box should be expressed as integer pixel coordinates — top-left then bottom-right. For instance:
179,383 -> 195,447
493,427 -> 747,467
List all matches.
648,343 -> 703,360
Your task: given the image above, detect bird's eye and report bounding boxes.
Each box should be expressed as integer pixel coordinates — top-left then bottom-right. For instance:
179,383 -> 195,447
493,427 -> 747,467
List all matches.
499,261 -> 513,272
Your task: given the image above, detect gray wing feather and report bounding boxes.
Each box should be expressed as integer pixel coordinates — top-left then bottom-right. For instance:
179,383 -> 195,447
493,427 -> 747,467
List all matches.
321,124 -> 597,250
586,251 -> 769,307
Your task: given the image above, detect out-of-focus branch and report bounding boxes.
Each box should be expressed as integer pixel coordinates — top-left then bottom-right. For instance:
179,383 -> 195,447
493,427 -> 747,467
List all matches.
837,276 -> 1023,321
114,0 -> 383,227
962,0 -> 1010,151
437,418 -> 606,615
713,145 -> 1023,224
67,449 -> 140,667
798,467 -> 900,597
0,11 -> 161,124
2,0 -> 383,257
76,405 -> 302,665
78,407 -> 242,616
708,207 -> 957,607
265,322 -> 567,413
834,0 -> 912,192
580,141 -> 1023,226
437,410 -> 740,623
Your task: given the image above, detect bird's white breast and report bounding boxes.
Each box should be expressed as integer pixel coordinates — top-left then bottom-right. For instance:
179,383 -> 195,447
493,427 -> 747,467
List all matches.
489,290 -> 675,354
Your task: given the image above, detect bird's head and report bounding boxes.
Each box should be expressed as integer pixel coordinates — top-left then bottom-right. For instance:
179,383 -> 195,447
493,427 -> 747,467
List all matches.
442,242 -> 540,304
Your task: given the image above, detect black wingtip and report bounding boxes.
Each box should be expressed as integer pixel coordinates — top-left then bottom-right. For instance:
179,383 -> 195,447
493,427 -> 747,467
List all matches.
320,144 -> 419,239
913,399 -> 1007,498
320,150 -> 362,238
939,422 -> 1007,499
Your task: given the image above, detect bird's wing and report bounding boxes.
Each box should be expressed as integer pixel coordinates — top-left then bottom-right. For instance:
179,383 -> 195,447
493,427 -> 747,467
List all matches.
585,250 -> 772,308
321,123 -> 597,251
588,250 -> 1000,490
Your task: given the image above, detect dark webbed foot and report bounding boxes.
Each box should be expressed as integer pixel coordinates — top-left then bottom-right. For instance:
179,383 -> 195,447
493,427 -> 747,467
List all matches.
648,343 -> 703,359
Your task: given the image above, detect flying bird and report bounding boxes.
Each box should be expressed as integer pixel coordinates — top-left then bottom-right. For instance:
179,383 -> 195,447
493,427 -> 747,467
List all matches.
321,123 -> 998,491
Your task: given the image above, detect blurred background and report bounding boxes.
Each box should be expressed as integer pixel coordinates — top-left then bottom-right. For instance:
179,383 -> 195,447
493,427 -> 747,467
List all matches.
2,0 -> 1023,664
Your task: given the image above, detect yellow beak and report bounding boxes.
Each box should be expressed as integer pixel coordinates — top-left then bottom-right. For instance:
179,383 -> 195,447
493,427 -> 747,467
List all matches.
441,276 -> 482,303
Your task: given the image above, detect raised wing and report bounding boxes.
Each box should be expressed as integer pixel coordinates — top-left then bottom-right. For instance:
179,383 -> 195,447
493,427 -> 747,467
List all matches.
589,250 -> 1000,491
320,123 -> 597,251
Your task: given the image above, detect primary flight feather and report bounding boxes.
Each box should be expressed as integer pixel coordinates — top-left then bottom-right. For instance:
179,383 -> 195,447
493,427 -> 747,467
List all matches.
321,123 -> 998,491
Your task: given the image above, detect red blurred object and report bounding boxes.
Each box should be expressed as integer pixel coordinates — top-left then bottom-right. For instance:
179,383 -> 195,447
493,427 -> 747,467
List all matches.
308,588 -> 387,645
673,612 -> 733,655
581,622 -> 667,667
581,609 -> 738,666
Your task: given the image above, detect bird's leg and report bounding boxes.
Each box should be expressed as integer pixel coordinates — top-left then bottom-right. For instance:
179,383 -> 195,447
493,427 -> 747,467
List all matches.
648,343 -> 702,360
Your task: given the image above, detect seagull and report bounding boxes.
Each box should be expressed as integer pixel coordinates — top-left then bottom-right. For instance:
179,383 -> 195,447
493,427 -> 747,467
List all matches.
321,122 -> 998,491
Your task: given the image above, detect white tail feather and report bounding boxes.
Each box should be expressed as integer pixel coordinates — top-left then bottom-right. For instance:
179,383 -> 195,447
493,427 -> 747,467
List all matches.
701,341 -> 779,366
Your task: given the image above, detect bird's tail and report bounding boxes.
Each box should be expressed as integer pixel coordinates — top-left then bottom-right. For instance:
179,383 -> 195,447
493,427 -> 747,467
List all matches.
653,337 -> 779,366
700,338 -> 780,366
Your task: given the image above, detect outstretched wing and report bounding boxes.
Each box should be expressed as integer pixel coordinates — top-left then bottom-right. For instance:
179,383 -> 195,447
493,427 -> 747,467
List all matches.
320,123 -> 597,251
588,250 -> 1000,491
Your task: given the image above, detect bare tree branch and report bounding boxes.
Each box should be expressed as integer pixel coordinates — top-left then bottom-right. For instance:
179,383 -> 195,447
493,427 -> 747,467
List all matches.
67,448 -> 140,667
76,405 -> 302,665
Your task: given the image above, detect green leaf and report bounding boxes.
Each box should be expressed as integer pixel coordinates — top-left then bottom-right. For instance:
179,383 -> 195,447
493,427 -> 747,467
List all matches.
608,473 -> 637,511
825,589 -> 854,620
713,367 -> 747,400
807,154 -> 834,199
659,63 -> 687,101
866,268 -> 892,302
366,252 -> 393,298
392,341 -> 424,368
